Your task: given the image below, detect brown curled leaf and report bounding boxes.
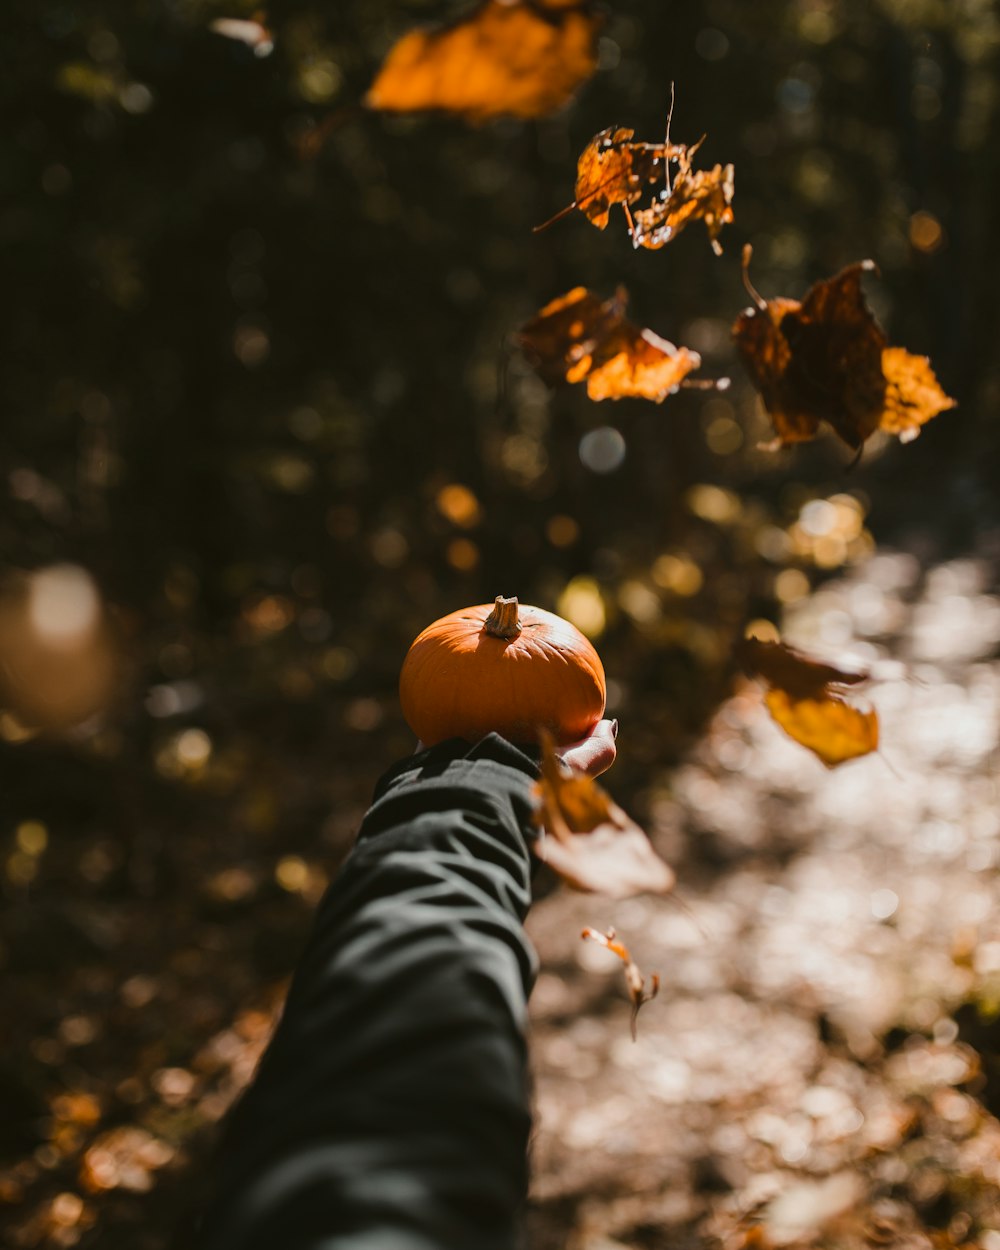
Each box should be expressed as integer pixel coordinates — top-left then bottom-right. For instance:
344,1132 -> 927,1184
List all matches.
535,725 -> 613,834
630,145 -> 735,255
537,115 -> 734,253
533,731 -> 676,897
732,248 -> 955,451
582,925 -> 660,1040
734,636 -> 868,700
517,286 -> 703,402
364,0 -> 603,123
735,635 -> 878,768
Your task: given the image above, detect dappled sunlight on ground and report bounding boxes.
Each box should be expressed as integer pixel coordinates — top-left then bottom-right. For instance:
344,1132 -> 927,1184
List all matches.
526,543 -> 1000,1249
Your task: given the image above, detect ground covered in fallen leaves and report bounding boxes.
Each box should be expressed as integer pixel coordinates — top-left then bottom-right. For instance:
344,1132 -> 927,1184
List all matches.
526,533 -> 1000,1250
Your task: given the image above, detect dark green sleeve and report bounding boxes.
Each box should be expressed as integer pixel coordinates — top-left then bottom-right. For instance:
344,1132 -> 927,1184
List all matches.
195,734 -> 540,1250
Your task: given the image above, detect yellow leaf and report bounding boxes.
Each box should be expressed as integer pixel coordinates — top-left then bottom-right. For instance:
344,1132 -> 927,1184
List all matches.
879,345 -> 957,443
764,687 -> 878,768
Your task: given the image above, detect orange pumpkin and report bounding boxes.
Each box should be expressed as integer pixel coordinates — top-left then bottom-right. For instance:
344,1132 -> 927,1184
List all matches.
399,595 -> 606,747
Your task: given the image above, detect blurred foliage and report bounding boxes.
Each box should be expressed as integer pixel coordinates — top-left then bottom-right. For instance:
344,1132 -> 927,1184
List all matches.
1,0 -> 999,1245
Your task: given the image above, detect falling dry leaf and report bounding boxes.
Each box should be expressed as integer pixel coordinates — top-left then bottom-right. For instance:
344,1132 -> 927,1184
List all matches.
536,113 -> 734,253
364,0 -> 602,123
517,286 -> 703,402
571,126 -> 683,229
581,925 -> 660,1040
763,689 -> 879,769
879,345 -> 957,443
735,636 -> 868,699
519,287 -> 617,387
732,247 -> 956,451
631,144 -> 735,255
533,730 -> 676,896
735,635 -> 878,767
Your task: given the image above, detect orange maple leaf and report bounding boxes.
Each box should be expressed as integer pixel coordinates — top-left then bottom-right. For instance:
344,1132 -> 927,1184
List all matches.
517,286 -> 703,402
536,112 -> 734,253
572,126 -> 684,229
630,142 -> 735,255
365,0 -> 602,123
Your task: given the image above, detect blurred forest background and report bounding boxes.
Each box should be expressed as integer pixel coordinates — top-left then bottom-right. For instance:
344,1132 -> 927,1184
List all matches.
2,0 -> 1000,1246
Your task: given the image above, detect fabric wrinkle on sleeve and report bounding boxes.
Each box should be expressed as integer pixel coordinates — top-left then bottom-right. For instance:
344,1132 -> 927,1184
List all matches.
194,734 -> 541,1250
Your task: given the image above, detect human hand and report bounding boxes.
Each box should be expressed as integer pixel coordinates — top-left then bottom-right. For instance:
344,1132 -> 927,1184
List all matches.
534,719 -> 674,898
413,718 -> 618,775
553,718 -> 618,778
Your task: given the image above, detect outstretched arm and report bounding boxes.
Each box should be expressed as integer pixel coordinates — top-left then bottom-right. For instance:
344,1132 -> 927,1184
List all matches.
195,733 -> 543,1250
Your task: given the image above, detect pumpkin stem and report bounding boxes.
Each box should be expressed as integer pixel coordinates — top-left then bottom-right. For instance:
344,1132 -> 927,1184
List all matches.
484,595 -> 522,640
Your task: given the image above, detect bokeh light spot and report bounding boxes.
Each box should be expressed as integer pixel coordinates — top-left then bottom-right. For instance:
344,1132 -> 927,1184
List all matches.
298,60 -> 342,103
871,888 -> 899,920
16,820 -> 48,856
619,580 -> 661,624
546,514 -> 580,548
910,210 -> 944,253
686,484 -> 741,525
651,554 -> 703,597
446,537 -> 479,571
705,415 -> 743,454
119,82 -> 154,114
557,577 -> 606,638
28,565 -> 100,645
799,499 -> 838,537
436,483 -> 482,527
275,856 -> 309,893
579,427 -> 626,474
778,76 -> 815,115
370,528 -> 409,568
232,323 -> 270,368
322,647 -> 358,682
775,568 -> 811,603
175,728 -> 212,770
